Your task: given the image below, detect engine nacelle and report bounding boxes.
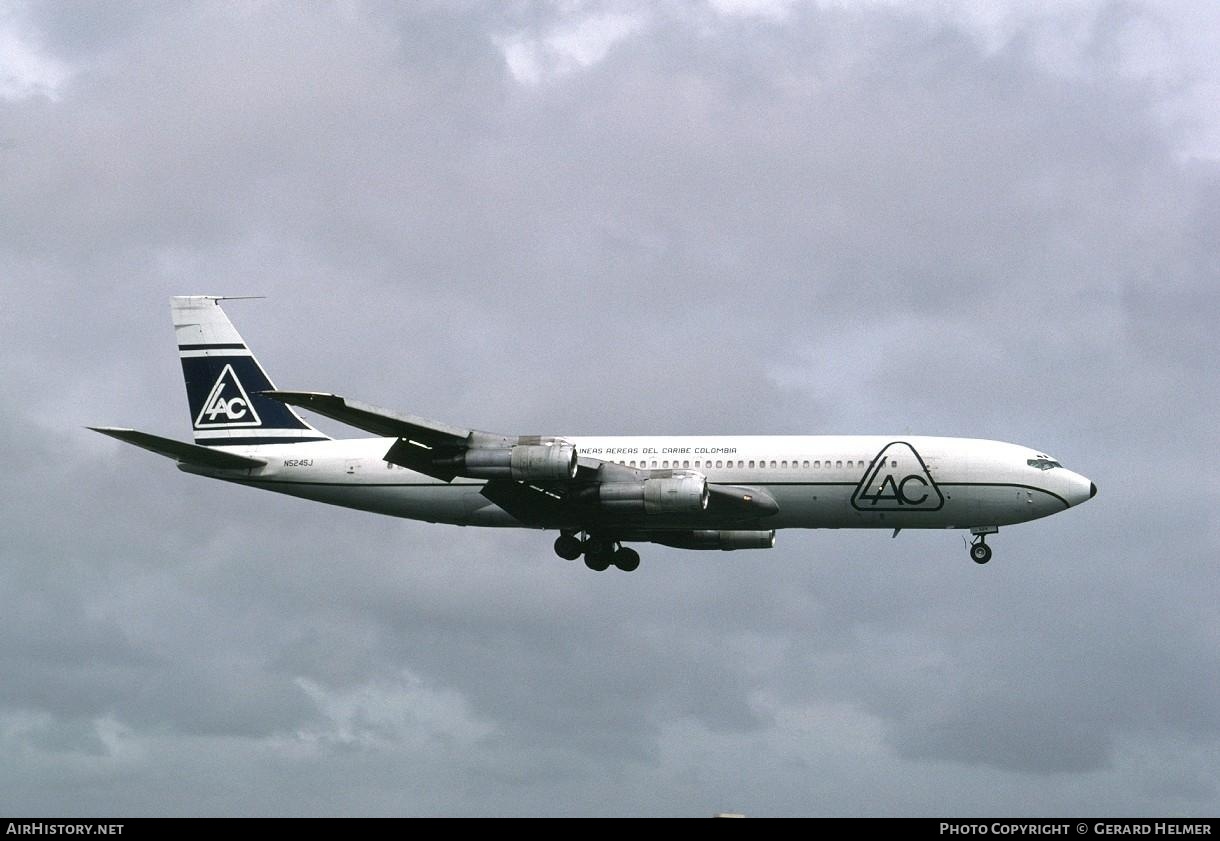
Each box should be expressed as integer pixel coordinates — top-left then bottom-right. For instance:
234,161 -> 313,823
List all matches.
453,442 -> 578,481
650,530 -> 776,551
594,474 -> 710,514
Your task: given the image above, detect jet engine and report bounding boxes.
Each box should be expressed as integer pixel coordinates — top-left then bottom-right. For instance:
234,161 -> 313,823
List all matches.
593,474 -> 710,514
650,530 -> 776,550
442,442 -> 578,481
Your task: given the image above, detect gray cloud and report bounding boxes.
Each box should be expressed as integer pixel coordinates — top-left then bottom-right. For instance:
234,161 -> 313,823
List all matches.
1,0 -> 1217,816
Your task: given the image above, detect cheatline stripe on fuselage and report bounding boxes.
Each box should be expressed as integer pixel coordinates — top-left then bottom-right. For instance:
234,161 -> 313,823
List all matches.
940,482 -> 1069,508
217,476 -> 1070,507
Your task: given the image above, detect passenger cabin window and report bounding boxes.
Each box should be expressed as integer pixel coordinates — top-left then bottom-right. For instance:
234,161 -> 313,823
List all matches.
836,460 -> 842,468
802,460 -> 810,468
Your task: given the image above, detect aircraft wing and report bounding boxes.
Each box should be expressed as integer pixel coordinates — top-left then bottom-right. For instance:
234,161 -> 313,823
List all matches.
264,390 -> 631,484
264,390 -> 505,480
262,391 -> 472,447
261,391 -> 778,519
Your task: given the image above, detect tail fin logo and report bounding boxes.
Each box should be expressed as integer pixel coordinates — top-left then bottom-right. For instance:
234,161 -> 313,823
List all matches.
851,441 -> 944,511
194,363 -> 263,429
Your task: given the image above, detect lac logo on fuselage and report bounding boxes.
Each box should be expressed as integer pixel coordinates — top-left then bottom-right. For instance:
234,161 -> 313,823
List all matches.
851,441 -> 944,512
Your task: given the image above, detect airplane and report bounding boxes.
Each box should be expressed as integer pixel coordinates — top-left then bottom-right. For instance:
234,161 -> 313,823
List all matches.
91,296 -> 1097,572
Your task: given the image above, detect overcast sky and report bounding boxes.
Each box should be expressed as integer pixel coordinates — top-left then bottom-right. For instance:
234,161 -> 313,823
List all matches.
2,0 -> 1218,817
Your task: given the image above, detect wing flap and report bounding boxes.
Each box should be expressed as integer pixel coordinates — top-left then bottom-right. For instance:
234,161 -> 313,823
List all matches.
90,427 -> 266,470
383,435 -> 459,481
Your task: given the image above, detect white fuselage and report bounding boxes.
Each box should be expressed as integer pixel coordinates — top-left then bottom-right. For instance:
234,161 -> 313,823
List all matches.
182,434 -> 1095,533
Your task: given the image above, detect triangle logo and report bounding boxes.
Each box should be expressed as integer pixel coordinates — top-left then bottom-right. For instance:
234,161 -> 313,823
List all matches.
851,441 -> 944,512
193,363 -> 263,429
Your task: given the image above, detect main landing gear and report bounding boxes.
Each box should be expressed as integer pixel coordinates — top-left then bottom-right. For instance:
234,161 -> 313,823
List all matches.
968,526 -> 998,564
554,532 -> 640,572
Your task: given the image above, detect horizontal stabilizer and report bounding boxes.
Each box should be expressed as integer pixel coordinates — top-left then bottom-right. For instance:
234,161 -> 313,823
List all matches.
262,391 -> 471,447
89,427 -> 266,470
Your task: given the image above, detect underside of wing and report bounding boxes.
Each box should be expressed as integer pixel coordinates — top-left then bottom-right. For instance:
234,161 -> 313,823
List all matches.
480,462 -> 779,530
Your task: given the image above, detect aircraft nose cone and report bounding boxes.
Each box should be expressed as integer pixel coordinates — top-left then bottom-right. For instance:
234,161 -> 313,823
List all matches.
1062,470 -> 1095,507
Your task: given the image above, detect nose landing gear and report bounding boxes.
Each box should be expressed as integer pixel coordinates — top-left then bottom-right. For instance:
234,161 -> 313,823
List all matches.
967,526 -> 998,564
969,540 -> 992,564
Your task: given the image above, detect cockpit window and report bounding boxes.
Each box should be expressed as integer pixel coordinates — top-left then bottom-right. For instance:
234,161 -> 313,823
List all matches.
1027,457 -> 1063,470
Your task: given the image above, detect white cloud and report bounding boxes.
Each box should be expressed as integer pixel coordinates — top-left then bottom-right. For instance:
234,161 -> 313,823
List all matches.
0,14 -> 71,101
3,0 -> 1218,817
295,673 -> 494,751
497,10 -> 646,85
708,0 -> 798,21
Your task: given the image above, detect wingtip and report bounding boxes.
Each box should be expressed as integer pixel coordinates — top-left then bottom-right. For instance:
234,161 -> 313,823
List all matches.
259,389 -> 305,402
88,425 -> 123,435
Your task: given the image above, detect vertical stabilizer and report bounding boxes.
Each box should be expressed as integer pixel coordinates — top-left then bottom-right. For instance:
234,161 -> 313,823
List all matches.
172,297 -> 329,446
